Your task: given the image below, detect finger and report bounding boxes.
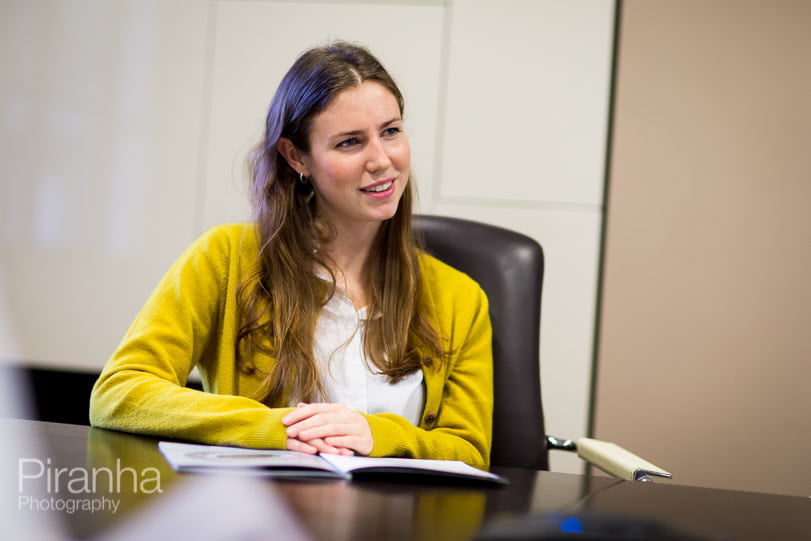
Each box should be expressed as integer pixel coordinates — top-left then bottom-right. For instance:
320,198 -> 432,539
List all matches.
285,408 -> 351,437
285,437 -> 318,454
324,435 -> 372,456
297,437 -> 347,455
323,436 -> 362,454
284,414 -> 332,438
289,408 -> 368,440
281,402 -> 335,426
287,436 -> 344,455
281,407 -> 313,427
290,420 -> 354,442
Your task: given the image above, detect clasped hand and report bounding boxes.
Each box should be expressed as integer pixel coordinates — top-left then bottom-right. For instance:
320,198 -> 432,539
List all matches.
282,402 -> 373,456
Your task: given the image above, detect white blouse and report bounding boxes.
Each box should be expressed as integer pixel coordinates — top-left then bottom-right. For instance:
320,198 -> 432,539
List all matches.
312,285 -> 425,427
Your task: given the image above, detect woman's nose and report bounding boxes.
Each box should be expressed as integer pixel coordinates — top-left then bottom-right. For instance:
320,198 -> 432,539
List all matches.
365,137 -> 392,172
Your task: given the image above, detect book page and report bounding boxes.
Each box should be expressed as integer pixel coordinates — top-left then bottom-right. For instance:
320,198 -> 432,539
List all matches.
158,442 -> 346,477
319,454 -> 505,483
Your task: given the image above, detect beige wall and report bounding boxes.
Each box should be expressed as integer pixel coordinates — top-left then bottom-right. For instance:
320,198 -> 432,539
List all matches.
595,0 -> 811,497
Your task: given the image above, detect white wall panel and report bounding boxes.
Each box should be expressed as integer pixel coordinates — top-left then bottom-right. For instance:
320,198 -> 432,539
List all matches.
437,0 -> 614,206
433,203 -> 602,473
429,0 -> 615,473
201,0 -> 445,228
0,0 -> 209,370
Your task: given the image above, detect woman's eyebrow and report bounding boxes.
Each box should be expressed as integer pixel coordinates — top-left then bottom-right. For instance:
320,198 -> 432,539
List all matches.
333,129 -> 363,138
331,118 -> 402,139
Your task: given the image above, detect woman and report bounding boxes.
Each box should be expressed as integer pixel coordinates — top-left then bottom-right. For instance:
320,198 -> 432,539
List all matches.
89,42 -> 493,469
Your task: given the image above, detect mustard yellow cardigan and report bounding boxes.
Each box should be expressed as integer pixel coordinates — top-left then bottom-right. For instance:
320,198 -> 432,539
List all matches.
89,224 -> 493,468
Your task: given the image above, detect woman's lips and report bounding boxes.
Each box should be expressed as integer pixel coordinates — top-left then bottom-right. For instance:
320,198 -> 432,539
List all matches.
360,178 -> 395,197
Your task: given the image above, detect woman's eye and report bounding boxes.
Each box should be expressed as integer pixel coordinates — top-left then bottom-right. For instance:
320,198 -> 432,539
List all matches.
382,127 -> 401,137
337,137 -> 359,149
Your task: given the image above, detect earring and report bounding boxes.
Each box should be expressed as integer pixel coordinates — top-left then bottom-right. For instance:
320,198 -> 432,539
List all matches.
299,172 -> 309,184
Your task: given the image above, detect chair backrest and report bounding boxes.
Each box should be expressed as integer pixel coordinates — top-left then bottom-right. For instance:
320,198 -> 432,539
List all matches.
413,215 -> 548,470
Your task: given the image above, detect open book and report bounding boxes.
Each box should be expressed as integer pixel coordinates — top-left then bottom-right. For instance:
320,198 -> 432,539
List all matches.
159,441 -> 506,485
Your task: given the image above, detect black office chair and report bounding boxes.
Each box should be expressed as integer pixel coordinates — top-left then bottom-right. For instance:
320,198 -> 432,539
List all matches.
414,215 -> 671,481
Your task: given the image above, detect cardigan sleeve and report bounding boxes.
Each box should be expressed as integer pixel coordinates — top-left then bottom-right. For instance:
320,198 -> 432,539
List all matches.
364,264 -> 494,470
89,225 -> 294,448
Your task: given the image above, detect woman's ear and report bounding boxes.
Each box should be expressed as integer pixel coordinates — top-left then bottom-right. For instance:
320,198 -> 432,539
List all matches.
277,138 -> 308,176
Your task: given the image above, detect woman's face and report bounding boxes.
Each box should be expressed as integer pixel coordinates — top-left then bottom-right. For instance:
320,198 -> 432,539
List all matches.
299,81 -> 410,231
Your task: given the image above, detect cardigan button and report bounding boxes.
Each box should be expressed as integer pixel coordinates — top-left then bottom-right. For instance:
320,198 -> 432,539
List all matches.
423,357 -> 433,367
424,413 -> 436,424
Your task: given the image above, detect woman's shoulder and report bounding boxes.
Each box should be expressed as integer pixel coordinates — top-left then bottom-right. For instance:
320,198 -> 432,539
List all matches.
172,223 -> 261,278
197,222 -> 255,241
418,252 -> 487,300
418,252 -> 490,338
191,223 -> 259,254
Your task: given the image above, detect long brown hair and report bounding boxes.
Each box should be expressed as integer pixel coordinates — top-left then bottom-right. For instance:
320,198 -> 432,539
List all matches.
237,42 -> 444,406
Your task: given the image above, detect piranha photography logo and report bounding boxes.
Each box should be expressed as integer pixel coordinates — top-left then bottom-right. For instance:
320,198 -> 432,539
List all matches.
18,458 -> 163,514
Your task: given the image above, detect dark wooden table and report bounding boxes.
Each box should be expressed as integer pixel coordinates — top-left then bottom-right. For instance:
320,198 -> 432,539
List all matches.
6,420 -> 809,540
